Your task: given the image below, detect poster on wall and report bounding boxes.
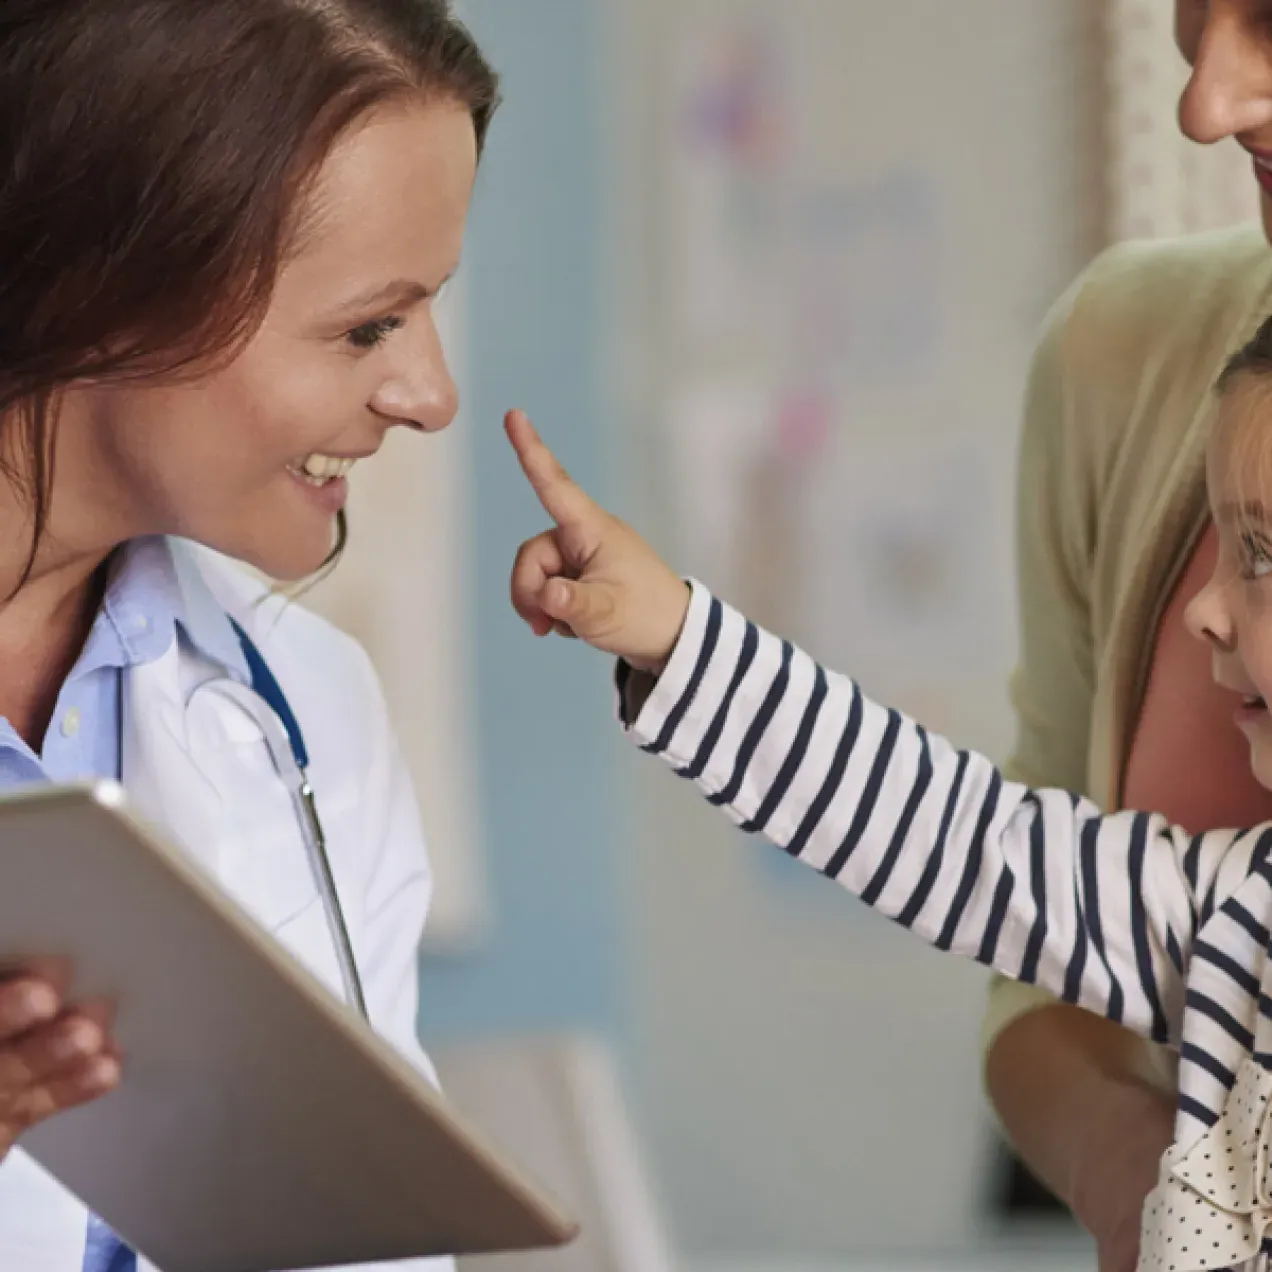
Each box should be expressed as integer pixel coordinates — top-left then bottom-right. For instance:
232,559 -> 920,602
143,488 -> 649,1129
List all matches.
663,10 -> 957,679
300,284 -> 487,950
658,4 -> 1037,906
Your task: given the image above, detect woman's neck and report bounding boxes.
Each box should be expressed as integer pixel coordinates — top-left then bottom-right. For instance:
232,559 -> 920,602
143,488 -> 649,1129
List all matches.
0,432 -> 132,749
0,549 -> 113,751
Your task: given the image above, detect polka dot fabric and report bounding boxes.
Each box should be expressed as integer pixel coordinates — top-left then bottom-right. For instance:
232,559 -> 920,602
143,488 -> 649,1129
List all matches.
1140,1058 -> 1272,1271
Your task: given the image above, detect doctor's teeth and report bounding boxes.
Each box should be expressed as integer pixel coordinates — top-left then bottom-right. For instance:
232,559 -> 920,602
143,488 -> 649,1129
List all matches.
294,455 -> 355,485
302,454 -> 354,479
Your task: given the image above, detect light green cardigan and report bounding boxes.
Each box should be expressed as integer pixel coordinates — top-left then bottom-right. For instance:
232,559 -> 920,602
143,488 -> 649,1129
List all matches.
983,222 -> 1272,1055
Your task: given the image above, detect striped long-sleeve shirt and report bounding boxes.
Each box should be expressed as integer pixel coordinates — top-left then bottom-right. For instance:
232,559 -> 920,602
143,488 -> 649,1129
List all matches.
617,582 -> 1272,1201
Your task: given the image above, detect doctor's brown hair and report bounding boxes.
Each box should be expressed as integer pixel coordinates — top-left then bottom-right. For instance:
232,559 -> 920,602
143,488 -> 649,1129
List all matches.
0,0 -> 498,579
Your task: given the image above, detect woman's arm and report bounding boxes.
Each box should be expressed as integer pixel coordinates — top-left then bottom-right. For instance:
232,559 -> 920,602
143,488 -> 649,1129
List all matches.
985,1004 -> 1176,1271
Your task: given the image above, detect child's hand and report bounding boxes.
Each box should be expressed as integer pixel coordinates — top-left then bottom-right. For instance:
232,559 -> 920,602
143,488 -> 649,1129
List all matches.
505,409 -> 690,675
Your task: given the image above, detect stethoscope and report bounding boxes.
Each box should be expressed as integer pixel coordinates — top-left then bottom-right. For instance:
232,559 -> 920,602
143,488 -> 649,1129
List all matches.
203,620 -> 370,1021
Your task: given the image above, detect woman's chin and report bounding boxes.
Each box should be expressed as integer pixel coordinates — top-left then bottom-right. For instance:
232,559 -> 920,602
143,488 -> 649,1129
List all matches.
216,532 -> 338,585
261,548 -> 337,584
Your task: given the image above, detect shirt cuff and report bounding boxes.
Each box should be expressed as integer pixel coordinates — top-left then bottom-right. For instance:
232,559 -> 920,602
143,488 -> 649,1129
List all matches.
613,578 -> 721,752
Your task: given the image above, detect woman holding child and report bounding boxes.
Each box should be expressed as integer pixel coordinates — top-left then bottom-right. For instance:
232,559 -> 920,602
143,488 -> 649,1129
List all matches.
985,5 -> 1272,1268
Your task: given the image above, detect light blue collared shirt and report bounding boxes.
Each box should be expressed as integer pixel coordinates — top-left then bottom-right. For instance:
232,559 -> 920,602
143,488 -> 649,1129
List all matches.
0,536 -> 253,1272
0,536 -> 249,787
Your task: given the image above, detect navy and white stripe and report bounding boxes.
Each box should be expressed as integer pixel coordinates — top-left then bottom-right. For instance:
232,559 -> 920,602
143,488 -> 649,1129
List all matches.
619,582 -> 1272,1143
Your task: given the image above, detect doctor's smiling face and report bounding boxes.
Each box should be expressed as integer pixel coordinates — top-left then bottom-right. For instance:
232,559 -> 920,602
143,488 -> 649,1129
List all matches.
53,98 -> 477,581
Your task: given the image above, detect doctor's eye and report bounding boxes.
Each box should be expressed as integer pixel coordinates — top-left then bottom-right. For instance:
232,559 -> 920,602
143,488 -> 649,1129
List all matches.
345,315 -> 405,351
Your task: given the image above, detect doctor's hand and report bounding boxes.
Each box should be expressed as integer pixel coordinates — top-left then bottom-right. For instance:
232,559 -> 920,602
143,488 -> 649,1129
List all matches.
0,969 -> 119,1161
506,410 -> 690,675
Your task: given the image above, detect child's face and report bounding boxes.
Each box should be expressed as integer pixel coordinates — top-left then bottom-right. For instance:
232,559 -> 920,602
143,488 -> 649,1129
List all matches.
1186,382 -> 1272,789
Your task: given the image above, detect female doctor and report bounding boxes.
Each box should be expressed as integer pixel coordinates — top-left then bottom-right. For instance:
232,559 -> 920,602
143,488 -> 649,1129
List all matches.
0,1 -> 497,1268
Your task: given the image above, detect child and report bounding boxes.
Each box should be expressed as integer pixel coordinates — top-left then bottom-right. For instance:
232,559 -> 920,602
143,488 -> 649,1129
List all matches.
503,313 -> 1272,1272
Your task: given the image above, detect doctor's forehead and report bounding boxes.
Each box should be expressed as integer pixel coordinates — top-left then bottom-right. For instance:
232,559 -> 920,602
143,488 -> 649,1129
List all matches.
279,99 -> 477,303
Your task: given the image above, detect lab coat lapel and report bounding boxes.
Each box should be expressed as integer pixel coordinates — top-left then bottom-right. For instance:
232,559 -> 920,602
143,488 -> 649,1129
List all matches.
120,635 -> 322,937
119,642 -> 228,878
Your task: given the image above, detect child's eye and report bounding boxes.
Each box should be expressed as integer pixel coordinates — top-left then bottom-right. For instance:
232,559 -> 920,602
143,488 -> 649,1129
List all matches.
1240,531 -> 1272,579
345,315 -> 405,351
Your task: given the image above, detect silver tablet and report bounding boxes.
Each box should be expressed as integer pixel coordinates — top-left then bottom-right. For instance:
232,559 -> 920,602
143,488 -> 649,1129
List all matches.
0,782 -> 577,1272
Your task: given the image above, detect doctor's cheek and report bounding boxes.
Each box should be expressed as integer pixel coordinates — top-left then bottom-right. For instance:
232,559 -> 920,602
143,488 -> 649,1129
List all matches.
0,972 -> 120,1161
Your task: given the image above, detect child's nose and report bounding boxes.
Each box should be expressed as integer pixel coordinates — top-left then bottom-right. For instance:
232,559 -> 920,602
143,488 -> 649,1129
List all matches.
1184,579 -> 1237,652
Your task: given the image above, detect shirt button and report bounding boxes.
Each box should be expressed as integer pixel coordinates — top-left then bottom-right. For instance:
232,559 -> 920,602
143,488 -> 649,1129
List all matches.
60,707 -> 81,739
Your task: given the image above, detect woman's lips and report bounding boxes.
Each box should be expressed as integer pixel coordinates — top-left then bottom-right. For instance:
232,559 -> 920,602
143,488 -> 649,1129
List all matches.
1250,150 -> 1272,197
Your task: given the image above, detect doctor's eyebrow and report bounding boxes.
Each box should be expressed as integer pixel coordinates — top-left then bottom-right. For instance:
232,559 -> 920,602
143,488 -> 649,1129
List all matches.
331,271 -> 457,319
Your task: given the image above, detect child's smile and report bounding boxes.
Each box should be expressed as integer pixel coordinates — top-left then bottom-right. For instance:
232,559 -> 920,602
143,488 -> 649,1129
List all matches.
1234,691 -> 1269,726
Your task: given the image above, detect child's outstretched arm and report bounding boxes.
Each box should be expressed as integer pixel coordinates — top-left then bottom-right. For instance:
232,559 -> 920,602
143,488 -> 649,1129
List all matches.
504,411 -> 1269,1047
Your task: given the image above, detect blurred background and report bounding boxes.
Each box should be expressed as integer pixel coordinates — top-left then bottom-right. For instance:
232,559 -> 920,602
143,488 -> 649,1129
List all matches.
306,2 -> 1260,1269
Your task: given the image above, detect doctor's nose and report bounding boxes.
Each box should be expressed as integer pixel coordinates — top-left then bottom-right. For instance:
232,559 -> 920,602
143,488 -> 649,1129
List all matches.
369,318 -> 459,434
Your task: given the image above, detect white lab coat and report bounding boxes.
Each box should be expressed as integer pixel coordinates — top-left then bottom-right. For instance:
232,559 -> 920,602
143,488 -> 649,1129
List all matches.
0,540 -> 454,1272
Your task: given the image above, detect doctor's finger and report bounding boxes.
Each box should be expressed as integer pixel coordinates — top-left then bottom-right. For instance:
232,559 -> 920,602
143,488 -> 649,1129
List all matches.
3,958 -> 73,998
0,1013 -> 110,1093
504,411 -> 602,532
0,978 -> 61,1041
73,999 -> 123,1061
8,1055 -> 121,1135
70,997 -> 116,1035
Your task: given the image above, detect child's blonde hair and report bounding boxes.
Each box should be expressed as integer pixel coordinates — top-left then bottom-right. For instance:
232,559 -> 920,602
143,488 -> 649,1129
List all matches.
1214,315 -> 1272,548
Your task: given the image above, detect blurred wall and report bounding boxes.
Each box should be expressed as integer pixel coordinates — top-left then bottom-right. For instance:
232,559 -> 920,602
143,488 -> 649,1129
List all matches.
416,0 -> 626,1041
614,0 -> 1097,1261
416,0 -> 1104,1264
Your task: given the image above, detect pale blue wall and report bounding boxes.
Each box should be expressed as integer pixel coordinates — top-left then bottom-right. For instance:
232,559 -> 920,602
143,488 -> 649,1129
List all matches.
416,0 -> 622,1041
